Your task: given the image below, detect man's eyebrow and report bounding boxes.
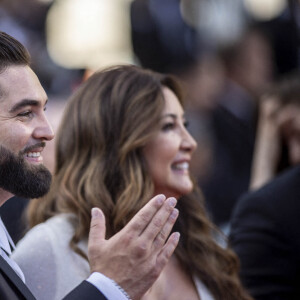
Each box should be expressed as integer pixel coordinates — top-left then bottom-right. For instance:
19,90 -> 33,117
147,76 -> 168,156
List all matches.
9,99 -> 48,113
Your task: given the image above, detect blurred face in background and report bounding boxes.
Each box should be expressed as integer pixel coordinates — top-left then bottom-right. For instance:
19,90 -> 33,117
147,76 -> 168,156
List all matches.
143,87 -> 197,199
233,30 -> 274,97
183,54 -> 225,111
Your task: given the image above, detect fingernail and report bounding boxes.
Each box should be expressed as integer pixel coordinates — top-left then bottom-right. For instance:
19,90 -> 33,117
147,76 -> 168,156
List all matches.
156,194 -> 165,205
168,197 -> 177,207
173,232 -> 180,242
91,208 -> 99,219
170,208 -> 179,219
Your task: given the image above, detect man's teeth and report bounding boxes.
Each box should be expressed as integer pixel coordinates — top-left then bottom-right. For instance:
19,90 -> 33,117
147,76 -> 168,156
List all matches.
26,152 -> 41,158
172,162 -> 189,170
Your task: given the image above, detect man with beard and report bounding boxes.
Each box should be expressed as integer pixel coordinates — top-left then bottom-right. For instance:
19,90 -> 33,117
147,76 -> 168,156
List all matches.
0,144 -> 51,199
0,31 -> 180,300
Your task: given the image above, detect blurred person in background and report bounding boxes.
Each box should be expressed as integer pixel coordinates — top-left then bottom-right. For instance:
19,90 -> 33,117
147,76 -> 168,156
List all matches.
250,71 -> 300,190
256,0 -> 300,76
0,0 -> 82,95
230,73 -> 300,300
13,65 -> 252,300
202,24 -> 275,231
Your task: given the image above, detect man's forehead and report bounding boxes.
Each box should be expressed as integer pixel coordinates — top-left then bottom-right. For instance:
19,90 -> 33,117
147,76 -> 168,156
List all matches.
0,65 -> 47,107
0,66 -> 26,100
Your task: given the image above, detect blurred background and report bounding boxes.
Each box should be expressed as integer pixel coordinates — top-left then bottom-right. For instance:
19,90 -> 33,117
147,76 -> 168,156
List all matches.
1,0 -> 300,240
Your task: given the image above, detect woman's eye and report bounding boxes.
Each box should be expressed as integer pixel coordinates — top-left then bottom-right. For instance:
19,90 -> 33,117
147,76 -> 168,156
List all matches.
184,120 -> 189,128
162,122 -> 175,131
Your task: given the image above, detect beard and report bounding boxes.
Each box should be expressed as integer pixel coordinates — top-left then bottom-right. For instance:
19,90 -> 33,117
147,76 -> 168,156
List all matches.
0,144 -> 52,199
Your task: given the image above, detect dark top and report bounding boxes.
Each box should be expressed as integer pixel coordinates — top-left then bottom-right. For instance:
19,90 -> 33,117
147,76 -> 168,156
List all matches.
230,165 -> 300,300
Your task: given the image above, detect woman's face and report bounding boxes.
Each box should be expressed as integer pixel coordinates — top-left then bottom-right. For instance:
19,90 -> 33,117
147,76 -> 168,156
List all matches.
143,87 -> 197,199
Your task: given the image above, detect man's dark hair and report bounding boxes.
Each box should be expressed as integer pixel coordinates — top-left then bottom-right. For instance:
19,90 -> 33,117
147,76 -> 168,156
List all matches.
0,31 -> 31,72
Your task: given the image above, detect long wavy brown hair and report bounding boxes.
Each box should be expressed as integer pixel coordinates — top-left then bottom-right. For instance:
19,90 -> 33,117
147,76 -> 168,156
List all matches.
27,65 -> 252,300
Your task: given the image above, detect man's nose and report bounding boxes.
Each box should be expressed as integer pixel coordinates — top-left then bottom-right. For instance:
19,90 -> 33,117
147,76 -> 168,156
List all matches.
33,115 -> 54,141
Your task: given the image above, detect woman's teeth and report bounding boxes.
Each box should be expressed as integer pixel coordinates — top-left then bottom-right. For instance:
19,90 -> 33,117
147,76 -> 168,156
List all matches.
172,162 -> 189,170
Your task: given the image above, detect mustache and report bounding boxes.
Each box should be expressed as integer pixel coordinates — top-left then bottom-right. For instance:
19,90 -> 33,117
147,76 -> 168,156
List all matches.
19,142 -> 46,155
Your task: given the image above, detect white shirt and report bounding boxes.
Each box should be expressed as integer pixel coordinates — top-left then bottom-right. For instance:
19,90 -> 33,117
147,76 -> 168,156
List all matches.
0,217 -> 25,282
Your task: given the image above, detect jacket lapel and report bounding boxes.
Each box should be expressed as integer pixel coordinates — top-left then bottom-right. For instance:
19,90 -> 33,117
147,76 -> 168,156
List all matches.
0,255 -> 35,299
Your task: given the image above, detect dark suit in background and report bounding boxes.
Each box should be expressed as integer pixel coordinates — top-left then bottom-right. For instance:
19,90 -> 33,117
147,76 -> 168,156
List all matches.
230,165 -> 300,300
202,103 -> 255,228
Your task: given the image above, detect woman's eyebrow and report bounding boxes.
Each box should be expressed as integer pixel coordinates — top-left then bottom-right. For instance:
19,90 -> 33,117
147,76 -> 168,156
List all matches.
161,113 -> 177,120
161,113 -> 186,120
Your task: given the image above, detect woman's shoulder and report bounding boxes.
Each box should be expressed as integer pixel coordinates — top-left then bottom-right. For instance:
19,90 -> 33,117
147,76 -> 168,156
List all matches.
12,215 -> 88,300
12,213 -> 76,257
43,213 -> 77,237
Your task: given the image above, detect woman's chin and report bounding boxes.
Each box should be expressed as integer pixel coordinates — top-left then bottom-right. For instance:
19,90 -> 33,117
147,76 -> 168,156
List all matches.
160,186 -> 193,199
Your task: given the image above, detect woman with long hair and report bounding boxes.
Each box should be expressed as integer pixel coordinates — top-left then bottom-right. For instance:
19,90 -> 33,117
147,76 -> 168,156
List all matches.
12,65 -> 252,300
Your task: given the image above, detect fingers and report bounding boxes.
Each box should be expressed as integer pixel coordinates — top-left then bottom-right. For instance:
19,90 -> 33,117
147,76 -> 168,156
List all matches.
88,208 -> 106,251
156,232 -> 180,270
260,95 -> 281,119
140,197 -> 177,242
153,208 -> 179,248
125,194 -> 166,235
